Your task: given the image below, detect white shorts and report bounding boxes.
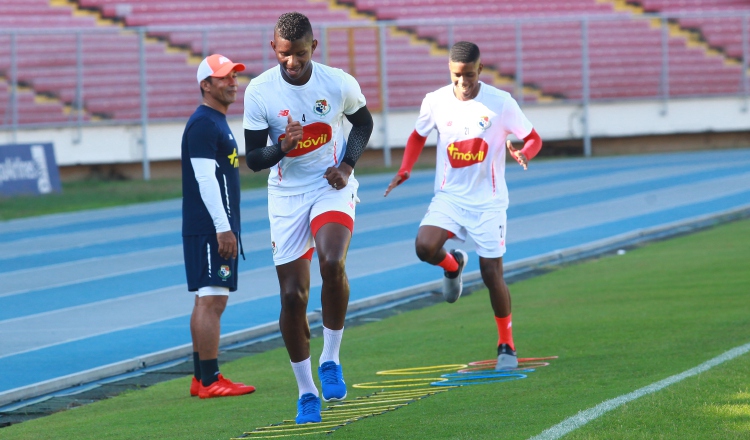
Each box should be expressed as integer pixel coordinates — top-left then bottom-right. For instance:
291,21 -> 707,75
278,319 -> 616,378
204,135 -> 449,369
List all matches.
420,197 -> 507,258
268,179 -> 359,266
196,286 -> 230,297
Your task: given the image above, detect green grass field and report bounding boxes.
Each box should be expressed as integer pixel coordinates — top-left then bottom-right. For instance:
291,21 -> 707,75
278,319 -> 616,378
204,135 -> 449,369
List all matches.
2,219 -> 748,439
0,165 -> 405,221
0,171 -> 270,221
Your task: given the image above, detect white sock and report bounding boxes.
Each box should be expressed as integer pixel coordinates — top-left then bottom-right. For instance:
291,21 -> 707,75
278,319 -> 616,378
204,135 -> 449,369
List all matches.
291,358 -> 318,398
320,326 -> 344,366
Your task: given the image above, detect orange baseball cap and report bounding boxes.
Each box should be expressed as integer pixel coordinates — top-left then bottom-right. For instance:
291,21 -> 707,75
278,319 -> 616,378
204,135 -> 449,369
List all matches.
196,54 -> 246,84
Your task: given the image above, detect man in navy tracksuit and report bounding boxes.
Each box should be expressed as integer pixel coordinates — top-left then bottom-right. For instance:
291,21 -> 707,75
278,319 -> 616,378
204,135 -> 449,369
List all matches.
181,54 -> 255,399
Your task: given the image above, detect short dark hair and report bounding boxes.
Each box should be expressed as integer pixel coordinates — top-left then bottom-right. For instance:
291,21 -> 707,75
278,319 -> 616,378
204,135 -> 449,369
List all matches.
449,41 -> 480,63
275,12 -> 313,41
199,76 -> 212,97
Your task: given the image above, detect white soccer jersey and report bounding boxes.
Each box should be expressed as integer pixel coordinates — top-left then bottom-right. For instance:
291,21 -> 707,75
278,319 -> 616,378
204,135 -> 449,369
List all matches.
243,61 -> 366,195
415,82 -> 533,211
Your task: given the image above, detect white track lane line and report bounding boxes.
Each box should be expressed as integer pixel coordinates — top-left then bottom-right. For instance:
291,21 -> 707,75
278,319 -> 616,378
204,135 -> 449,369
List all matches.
529,342 -> 750,440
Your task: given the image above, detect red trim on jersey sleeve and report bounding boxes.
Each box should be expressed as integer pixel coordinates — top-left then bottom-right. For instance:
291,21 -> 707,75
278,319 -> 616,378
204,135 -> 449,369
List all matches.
397,130 -> 427,180
491,160 -> 497,196
310,211 -> 354,237
446,230 -> 456,239
299,248 -> 315,261
520,128 -> 542,161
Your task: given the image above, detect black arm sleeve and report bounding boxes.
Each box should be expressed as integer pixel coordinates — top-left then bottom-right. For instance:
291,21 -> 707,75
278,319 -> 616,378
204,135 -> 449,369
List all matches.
342,106 -> 374,168
245,128 -> 286,172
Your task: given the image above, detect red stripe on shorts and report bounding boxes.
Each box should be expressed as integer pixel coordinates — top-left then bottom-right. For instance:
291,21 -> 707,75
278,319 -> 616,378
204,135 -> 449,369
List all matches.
300,248 -> 315,261
311,211 -> 354,237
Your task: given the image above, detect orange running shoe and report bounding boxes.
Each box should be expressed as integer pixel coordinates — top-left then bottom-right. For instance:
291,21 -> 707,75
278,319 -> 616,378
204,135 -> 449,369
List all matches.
193,375 -> 250,396
198,374 -> 256,399
190,377 -> 201,397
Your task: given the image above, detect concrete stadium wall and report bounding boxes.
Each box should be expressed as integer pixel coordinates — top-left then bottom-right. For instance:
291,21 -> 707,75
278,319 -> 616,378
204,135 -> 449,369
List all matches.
1,96 -> 748,179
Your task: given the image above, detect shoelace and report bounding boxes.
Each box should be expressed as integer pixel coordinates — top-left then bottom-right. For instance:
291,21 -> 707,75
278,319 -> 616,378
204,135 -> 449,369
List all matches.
299,395 -> 319,414
319,364 -> 340,384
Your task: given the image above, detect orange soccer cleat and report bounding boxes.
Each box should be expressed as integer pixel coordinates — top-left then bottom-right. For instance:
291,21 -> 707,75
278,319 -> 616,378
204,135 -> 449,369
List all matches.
198,374 -> 256,399
190,377 -> 201,397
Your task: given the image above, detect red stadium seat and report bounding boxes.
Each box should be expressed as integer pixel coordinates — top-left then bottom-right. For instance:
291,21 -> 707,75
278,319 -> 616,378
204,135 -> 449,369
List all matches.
1,0 -> 747,125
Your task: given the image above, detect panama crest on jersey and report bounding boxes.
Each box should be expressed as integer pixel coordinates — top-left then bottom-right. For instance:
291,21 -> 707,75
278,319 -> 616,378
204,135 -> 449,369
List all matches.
313,99 -> 331,117
478,115 -> 492,130
218,265 -> 231,280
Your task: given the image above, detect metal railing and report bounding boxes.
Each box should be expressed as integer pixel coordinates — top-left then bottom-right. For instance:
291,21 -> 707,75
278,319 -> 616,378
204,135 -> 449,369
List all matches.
1,11 -> 747,172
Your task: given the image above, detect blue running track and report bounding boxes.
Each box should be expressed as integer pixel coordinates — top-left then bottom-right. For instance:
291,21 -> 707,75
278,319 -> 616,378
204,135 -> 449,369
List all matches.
1,149 -> 749,403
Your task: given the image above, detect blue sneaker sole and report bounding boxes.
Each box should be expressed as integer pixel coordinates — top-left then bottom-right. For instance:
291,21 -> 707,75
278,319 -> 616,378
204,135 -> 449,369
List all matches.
322,392 -> 347,402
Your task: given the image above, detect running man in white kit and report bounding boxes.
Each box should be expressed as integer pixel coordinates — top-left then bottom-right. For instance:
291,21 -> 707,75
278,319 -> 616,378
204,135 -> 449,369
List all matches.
384,41 -> 543,371
243,12 -> 373,424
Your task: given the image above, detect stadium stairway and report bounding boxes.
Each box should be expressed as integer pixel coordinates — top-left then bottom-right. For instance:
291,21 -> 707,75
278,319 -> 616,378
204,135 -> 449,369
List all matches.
627,0 -> 749,94
0,1 -> 91,125
0,0 -> 203,123
1,0 -> 748,126
0,80 -> 70,126
345,0 -> 746,101
604,0 -> 750,66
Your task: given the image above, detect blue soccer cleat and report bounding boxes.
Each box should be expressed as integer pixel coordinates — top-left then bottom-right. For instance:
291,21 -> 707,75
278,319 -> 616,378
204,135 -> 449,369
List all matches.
295,392 -> 321,424
318,361 -> 347,402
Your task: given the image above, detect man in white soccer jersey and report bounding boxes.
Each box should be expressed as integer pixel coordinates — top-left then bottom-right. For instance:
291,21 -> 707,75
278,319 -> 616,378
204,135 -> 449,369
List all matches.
243,12 -> 373,424
182,54 -> 255,399
384,41 -> 543,371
